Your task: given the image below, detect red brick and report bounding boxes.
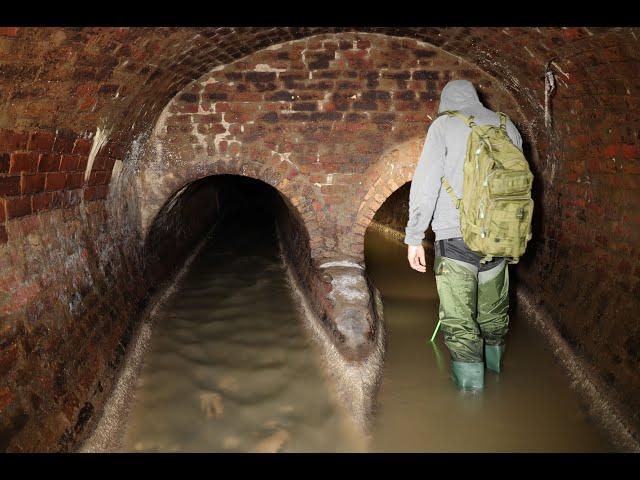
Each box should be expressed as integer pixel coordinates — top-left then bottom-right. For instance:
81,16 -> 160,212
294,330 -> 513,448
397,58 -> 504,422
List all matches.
45,172 -> 66,191
621,144 -> 639,160
228,91 -> 262,102
9,152 -> 38,174
0,153 -> 9,173
83,185 -> 108,201
5,196 -> 32,219
0,176 -> 21,196
60,154 -> 80,172
21,174 -> 46,194
37,153 -> 61,172
77,156 -> 89,172
31,192 -> 51,213
176,103 -> 198,114
91,154 -> 108,171
0,130 -> 27,151
27,131 -> 55,151
65,173 -> 84,190
1,30 -> 639,450
52,132 -> 77,154
72,138 -> 93,156
0,27 -> 19,37
215,102 -> 230,112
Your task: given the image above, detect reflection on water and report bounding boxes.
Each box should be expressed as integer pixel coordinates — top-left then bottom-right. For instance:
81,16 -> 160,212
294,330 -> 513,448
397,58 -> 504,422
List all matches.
121,210 -> 365,452
365,225 -> 614,452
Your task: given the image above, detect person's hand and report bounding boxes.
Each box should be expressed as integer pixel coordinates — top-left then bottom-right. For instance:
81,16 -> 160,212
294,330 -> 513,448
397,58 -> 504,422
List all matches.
407,244 -> 427,272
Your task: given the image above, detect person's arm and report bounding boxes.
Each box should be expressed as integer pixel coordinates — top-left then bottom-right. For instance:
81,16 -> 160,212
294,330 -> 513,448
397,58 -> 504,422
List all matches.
404,118 -> 447,246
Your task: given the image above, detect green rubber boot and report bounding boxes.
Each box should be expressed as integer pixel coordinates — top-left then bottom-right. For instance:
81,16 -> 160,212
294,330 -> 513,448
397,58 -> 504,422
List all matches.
451,361 -> 485,391
485,344 -> 506,373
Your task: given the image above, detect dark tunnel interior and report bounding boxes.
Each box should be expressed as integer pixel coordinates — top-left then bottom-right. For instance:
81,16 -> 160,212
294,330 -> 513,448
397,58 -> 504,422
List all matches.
143,175 -> 295,295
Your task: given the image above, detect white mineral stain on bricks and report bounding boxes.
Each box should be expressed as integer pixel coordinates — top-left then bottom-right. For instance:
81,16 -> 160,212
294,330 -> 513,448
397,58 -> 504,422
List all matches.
85,125 -> 112,182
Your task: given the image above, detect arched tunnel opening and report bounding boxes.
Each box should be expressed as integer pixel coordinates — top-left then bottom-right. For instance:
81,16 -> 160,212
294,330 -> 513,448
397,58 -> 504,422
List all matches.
142,174 -> 303,298
1,27 -> 639,453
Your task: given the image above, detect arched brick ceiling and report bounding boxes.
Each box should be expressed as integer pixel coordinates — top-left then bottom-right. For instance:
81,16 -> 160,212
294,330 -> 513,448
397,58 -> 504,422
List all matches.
1,26 -> 629,150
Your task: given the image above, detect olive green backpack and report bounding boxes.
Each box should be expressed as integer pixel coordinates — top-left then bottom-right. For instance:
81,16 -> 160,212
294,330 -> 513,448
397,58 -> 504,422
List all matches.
438,110 -> 534,264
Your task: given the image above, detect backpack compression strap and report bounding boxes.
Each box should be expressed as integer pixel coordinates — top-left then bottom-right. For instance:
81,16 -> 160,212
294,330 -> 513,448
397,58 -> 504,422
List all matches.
441,177 -> 489,238
498,112 -> 508,130
440,177 -> 496,263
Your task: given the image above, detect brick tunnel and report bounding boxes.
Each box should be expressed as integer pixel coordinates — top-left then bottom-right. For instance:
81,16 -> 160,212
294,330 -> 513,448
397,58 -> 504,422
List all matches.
0,27 -> 639,452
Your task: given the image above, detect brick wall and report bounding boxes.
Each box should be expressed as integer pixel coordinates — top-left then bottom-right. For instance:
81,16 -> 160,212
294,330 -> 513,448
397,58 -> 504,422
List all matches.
0,201 -> 145,451
0,128 -> 116,234
1,27 -> 640,450
140,32 -> 522,263
516,32 -> 640,430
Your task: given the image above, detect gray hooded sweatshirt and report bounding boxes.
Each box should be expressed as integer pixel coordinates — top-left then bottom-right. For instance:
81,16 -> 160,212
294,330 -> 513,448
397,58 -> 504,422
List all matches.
403,80 -> 523,246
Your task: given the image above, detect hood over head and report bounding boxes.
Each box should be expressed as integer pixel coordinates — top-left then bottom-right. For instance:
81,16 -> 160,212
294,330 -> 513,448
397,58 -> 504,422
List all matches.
438,79 -> 483,113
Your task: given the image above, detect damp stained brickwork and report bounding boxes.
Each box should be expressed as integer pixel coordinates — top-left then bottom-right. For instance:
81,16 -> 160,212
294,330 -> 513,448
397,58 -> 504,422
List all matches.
0,27 -> 639,450
141,32 -> 521,262
515,32 -> 640,429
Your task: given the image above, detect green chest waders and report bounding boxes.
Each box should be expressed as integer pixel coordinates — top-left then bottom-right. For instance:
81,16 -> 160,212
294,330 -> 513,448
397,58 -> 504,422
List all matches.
431,238 -> 510,390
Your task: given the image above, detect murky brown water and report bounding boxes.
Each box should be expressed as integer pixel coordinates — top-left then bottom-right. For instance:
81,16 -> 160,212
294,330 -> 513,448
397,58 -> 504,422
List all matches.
120,210 -> 613,452
365,224 -> 614,452
120,211 -> 365,452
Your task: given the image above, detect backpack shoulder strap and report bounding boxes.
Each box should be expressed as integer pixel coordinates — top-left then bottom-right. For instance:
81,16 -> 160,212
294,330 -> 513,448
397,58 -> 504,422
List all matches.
497,112 -> 508,130
437,110 -> 476,128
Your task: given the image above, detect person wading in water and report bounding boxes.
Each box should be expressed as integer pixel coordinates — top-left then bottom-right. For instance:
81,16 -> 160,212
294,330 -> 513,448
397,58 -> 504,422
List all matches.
404,79 -> 532,391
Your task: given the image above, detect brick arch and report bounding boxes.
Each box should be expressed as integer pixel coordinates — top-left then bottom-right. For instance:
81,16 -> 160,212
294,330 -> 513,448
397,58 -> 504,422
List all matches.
138,151 -> 326,257
350,137 -> 424,260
